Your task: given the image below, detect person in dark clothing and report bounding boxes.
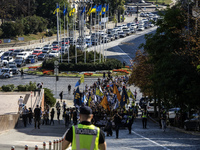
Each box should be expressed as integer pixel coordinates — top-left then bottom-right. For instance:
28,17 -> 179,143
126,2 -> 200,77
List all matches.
34,105 -> 41,129
68,84 -> 71,94
28,107 -> 33,125
20,68 -> 24,79
160,109 -> 167,132
50,108 -> 55,125
59,91 -> 63,102
57,107 -> 61,124
73,108 -> 78,125
103,72 -> 106,78
113,111 -> 122,139
22,106 -> 29,127
105,119 -> 112,136
127,112 -> 133,134
65,108 -> 70,127
141,109 -> 148,129
62,106 -> 106,150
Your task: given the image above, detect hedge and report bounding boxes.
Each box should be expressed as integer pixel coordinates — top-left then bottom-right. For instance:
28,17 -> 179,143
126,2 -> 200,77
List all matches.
42,58 -> 122,71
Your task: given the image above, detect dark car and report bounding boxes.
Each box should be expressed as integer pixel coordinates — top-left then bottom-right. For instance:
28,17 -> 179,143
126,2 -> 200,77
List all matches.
9,65 -> 19,74
26,55 -> 38,63
15,59 -> 26,67
38,53 -> 47,61
184,114 -> 200,131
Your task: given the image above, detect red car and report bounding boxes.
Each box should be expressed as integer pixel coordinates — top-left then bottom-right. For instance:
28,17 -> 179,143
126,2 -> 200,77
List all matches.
52,46 -> 61,51
32,50 -> 42,56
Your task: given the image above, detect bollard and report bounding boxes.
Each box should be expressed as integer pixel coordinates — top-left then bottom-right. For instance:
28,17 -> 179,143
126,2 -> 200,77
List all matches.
35,145 -> 38,150
11,146 -> 15,150
53,140 -> 56,150
43,142 -> 46,150
25,145 -> 28,150
49,141 -> 52,150
59,139 -> 62,150
56,139 -> 59,150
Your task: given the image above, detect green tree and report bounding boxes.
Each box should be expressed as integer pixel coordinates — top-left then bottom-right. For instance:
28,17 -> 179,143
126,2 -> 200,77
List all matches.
44,88 -> 56,107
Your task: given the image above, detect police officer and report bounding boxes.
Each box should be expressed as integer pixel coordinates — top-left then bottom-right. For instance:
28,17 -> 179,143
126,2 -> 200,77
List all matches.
127,112 -> 133,134
141,109 -> 147,129
62,106 -> 106,150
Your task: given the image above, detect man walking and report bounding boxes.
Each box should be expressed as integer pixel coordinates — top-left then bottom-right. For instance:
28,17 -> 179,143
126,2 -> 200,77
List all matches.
113,110 -> 122,139
141,109 -> 148,129
62,106 -> 106,150
160,109 -> 167,132
34,105 -> 41,129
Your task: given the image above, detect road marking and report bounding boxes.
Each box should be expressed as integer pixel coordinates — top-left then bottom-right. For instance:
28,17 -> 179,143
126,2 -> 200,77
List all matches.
132,130 -> 171,150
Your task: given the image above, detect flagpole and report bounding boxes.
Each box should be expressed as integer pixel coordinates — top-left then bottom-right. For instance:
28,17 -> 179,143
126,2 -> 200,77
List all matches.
105,4 -> 109,61
67,7 -> 69,63
84,5 -> 86,63
63,4 -> 66,63
59,4 -> 62,62
75,6 -> 77,64
94,9 -> 96,63
90,2 -> 93,63
97,5 -> 100,62
103,4 -> 106,62
56,3 -> 59,42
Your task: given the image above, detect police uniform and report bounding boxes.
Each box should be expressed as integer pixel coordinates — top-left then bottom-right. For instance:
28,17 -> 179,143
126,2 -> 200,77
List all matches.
142,110 -> 147,129
65,106 -> 105,150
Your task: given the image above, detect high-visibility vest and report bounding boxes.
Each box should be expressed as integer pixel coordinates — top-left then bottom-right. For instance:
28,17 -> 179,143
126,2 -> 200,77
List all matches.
127,116 -> 132,124
142,112 -> 147,118
72,124 -> 100,150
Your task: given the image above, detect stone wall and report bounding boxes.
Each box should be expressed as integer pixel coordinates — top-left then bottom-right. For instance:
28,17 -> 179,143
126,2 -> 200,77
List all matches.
0,113 -> 19,132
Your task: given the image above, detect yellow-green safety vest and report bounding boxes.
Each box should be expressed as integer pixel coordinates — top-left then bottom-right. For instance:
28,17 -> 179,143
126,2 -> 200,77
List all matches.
72,124 -> 100,150
142,113 -> 147,118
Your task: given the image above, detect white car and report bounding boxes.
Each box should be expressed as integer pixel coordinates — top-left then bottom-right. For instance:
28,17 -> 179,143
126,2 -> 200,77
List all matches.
2,57 -> 14,66
147,102 -> 158,114
168,108 -> 181,120
16,52 -> 30,60
0,50 -> 4,57
34,47 -> 43,51
130,23 -> 137,29
0,68 -> 12,78
76,43 -> 87,50
49,51 -> 60,58
138,25 -> 145,31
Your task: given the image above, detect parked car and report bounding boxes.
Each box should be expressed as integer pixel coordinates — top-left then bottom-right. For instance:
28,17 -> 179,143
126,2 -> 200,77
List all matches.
147,101 -> 158,114
184,113 -> 200,131
137,25 -> 145,31
38,53 -> 48,61
0,50 -> 4,57
1,51 -> 13,60
76,42 -> 87,50
15,59 -> 26,67
107,29 -> 113,34
26,55 -> 38,63
168,107 -> 181,124
118,31 -> 126,38
16,52 -> 29,60
12,49 -> 24,57
43,44 -> 53,49
32,50 -> 42,56
49,51 -> 60,58
42,47 -> 52,54
108,34 -> 114,41
52,46 -> 61,51
0,68 -> 12,78
9,65 -> 19,74
2,57 -> 14,66
52,41 -> 61,47
123,29 -> 131,36
114,33 -> 120,39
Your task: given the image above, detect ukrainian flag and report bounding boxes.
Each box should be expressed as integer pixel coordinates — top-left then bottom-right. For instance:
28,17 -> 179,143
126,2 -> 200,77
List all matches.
102,4 -> 106,15
87,5 -> 96,15
69,8 -> 75,16
53,5 -> 60,15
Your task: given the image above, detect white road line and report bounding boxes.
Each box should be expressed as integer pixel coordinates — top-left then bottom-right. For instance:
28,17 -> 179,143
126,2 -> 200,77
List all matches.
116,45 -> 132,65
132,130 -> 171,150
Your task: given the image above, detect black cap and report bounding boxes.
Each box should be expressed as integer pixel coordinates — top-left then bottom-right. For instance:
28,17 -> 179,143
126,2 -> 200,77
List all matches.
80,106 -> 92,115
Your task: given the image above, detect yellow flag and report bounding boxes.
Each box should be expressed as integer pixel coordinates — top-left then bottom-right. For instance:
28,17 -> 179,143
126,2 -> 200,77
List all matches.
80,74 -> 84,84
113,84 -> 121,102
88,96 -> 92,106
96,88 -> 104,97
69,8 -> 75,16
100,96 -> 110,111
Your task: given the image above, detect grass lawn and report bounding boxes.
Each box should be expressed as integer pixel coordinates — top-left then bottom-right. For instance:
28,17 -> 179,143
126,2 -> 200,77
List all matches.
147,0 -> 172,5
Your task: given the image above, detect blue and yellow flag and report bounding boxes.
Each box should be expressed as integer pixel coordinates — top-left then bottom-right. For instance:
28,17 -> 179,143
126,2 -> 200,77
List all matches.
87,5 -> 96,15
106,4 -> 109,12
96,5 -> 102,15
81,6 -> 85,15
53,5 -> 59,15
96,88 -> 104,97
74,87 -> 81,106
80,74 -> 84,84
69,8 -> 75,16
102,4 -> 106,15
63,6 -> 68,16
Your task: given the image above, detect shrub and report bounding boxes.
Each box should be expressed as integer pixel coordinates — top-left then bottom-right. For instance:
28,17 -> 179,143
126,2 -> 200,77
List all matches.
1,84 -> 15,92
44,88 -> 56,107
17,85 -> 27,91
